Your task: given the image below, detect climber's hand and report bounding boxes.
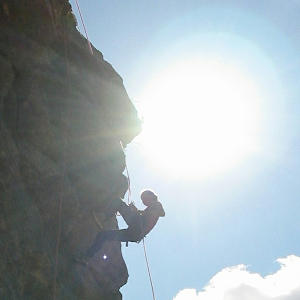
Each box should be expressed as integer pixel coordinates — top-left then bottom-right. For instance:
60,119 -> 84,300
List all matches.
129,203 -> 138,213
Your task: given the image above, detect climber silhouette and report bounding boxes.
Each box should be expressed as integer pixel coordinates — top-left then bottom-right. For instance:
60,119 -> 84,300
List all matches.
75,190 -> 165,264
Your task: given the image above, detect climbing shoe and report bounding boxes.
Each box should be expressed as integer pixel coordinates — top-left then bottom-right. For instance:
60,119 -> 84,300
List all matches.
73,253 -> 89,266
104,198 -> 123,216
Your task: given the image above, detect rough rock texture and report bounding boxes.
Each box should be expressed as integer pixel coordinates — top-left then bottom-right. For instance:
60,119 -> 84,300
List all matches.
0,1 -> 141,299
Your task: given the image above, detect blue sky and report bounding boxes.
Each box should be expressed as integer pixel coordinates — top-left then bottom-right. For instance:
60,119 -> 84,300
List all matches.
70,1 -> 300,299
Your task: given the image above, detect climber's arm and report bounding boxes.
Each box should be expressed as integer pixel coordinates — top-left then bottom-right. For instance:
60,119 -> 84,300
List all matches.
129,202 -> 138,213
153,202 -> 165,217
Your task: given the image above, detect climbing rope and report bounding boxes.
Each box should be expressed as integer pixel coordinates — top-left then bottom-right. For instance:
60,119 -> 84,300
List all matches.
51,6 -> 94,296
74,0 -> 94,55
120,141 -> 132,205
53,192 -> 63,300
52,3 -> 93,293
52,15 -> 71,300
142,238 -> 157,300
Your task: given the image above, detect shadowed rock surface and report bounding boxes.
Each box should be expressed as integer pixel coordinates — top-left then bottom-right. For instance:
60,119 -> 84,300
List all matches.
0,1 -> 141,299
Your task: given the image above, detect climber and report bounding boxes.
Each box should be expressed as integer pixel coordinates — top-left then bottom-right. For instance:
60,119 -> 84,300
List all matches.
75,190 -> 165,264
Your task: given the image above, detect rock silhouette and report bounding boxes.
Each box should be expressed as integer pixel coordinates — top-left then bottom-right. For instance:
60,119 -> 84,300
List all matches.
0,1 -> 141,299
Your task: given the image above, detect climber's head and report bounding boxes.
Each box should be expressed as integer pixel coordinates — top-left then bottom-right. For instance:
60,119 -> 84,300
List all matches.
141,189 -> 157,206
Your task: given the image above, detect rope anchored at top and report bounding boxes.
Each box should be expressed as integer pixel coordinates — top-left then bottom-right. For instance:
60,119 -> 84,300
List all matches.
74,0 -> 94,55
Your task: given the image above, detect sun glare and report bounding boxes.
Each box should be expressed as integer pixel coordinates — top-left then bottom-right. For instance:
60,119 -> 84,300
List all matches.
136,59 -> 261,178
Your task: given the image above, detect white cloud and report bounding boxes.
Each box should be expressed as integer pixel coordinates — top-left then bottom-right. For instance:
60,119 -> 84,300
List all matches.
173,255 -> 300,300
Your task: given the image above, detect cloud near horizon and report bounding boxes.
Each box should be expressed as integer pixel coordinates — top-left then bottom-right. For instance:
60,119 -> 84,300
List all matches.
173,255 -> 300,300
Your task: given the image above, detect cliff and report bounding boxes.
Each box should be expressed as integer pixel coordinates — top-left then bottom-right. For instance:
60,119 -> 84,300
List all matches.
0,1 -> 141,299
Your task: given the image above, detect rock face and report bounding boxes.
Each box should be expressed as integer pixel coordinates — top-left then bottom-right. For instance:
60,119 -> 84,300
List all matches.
0,1 -> 141,299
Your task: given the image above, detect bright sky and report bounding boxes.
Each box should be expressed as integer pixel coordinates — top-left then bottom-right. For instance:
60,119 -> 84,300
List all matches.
70,1 -> 300,299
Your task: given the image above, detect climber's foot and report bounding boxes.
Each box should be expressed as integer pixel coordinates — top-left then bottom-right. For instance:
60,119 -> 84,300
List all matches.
105,198 -> 123,216
73,253 -> 89,266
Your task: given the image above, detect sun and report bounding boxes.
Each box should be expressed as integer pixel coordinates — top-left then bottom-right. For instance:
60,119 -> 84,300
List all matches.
136,59 -> 262,178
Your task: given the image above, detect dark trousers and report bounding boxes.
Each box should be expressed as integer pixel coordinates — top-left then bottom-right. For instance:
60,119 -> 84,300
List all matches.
86,201 -> 142,258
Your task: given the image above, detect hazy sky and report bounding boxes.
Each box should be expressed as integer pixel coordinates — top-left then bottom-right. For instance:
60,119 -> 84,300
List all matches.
70,1 -> 300,299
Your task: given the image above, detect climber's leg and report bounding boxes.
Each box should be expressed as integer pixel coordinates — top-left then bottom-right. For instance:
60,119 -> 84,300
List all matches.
85,229 -> 129,258
103,198 -> 137,226
73,231 -> 119,265
118,201 -> 137,226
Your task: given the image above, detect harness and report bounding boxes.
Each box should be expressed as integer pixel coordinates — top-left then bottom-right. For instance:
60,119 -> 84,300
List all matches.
125,210 -> 146,247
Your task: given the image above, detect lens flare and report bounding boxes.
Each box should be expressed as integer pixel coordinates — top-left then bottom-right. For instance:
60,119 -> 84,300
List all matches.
136,59 -> 262,178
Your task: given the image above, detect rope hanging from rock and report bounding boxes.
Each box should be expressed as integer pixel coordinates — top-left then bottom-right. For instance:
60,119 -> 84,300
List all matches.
142,238 -> 157,300
120,141 -> 132,205
74,0 -> 93,55
52,13 -> 71,300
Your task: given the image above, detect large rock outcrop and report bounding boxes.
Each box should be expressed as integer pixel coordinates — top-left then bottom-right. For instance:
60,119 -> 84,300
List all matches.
0,1 -> 141,299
